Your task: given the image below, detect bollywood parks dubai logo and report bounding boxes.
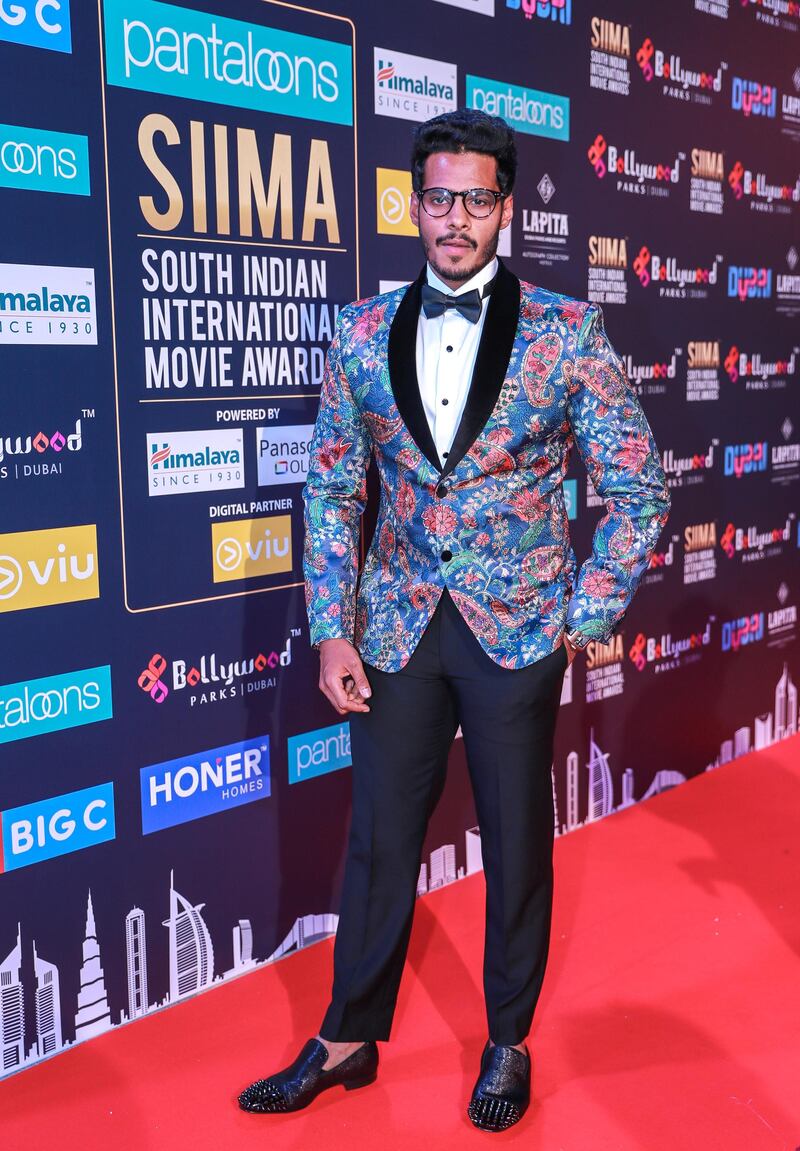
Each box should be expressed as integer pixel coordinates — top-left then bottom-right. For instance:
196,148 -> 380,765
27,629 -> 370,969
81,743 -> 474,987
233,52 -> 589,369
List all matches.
137,634 -> 297,707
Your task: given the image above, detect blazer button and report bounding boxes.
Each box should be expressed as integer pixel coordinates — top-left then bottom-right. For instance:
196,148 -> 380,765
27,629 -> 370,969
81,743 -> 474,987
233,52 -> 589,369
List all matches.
435,482 -> 448,498
440,549 -> 453,562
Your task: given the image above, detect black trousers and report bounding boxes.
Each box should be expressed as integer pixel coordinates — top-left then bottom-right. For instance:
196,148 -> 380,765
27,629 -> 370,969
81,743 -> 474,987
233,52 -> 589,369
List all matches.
319,587 -> 568,1047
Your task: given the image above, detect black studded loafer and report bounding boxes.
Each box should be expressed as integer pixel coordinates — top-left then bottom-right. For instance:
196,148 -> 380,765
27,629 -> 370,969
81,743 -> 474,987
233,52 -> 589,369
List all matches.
467,1041 -> 531,1132
238,1039 -> 378,1114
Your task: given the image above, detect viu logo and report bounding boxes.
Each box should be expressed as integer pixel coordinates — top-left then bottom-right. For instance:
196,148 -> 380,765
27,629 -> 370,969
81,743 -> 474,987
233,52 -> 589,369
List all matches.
0,524 -> 99,614
0,0 -> 72,53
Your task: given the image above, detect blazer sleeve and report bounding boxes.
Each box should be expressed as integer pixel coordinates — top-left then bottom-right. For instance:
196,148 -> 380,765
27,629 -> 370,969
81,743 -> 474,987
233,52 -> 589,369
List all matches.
564,302 -> 671,643
301,311 -> 371,648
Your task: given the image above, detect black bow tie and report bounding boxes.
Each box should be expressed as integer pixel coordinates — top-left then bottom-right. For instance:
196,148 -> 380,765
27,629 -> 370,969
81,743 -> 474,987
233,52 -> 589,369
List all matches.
421,281 -> 489,324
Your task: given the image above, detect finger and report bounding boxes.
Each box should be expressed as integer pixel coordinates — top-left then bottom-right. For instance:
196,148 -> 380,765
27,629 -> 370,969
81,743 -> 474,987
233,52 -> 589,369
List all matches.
323,670 -> 370,713
344,656 -> 372,699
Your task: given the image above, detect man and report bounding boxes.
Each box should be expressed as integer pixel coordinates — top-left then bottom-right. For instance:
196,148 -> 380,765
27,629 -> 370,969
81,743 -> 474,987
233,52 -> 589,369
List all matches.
239,109 -> 670,1132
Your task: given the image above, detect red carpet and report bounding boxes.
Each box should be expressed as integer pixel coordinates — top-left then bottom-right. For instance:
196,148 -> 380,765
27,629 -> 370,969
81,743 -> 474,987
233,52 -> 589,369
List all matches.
4,737 -> 800,1150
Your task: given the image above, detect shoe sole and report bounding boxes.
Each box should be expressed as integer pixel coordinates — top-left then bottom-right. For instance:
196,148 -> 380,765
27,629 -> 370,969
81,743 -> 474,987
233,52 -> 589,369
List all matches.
239,1069 -> 378,1114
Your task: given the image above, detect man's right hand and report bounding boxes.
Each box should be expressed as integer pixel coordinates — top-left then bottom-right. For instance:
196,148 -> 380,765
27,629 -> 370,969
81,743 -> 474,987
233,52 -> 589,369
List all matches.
318,638 -> 372,715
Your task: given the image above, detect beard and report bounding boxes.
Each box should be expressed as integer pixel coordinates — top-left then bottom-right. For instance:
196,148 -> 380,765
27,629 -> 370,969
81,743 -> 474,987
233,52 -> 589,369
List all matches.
425,228 -> 500,284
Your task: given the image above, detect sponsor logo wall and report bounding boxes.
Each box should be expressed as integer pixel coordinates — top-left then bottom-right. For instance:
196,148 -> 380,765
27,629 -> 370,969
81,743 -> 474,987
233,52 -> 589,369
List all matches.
0,0 -> 797,1081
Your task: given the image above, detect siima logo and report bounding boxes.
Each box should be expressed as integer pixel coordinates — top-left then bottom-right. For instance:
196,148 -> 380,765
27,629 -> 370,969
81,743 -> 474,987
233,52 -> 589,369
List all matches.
628,621 -> 713,670
137,636 -> 293,705
723,442 -> 768,477
692,149 -> 724,181
102,0 -> 353,125
288,722 -> 351,784
588,235 -> 627,268
0,416 -> 85,481
373,48 -> 456,123
257,424 -> 312,486
727,266 -> 772,301
0,665 -> 112,745
721,613 -> 764,652
466,74 -> 569,141
0,124 -> 88,195
590,17 -> 630,58
720,516 -> 792,558
376,168 -> 417,236
0,783 -> 114,873
211,514 -> 292,583
731,76 -> 777,118
140,736 -> 270,834
0,524 -> 99,614
588,133 -> 681,184
0,0 -> 71,53
0,262 -> 96,344
506,0 -> 572,25
635,37 -> 724,91
146,428 -> 243,496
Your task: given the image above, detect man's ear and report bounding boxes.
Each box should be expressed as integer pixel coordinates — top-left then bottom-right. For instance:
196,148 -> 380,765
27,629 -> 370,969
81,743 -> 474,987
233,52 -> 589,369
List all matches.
500,192 -> 514,230
409,191 -> 420,228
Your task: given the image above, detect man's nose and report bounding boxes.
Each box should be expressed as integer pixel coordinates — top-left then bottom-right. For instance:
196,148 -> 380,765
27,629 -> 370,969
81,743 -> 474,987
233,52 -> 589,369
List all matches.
448,196 -> 471,228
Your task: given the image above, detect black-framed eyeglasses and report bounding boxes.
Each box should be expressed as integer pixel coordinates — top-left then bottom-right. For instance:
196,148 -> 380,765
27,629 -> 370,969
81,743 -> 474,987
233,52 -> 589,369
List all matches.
418,187 -> 505,219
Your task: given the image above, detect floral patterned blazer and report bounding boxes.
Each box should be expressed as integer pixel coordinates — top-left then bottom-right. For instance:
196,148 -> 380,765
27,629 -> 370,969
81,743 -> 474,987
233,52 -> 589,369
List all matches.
302,260 -> 670,671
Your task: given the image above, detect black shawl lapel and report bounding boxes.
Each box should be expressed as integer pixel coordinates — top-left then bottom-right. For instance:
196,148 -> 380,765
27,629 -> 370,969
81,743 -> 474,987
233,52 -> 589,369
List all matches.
440,258 -> 521,480
387,258 -> 521,479
387,266 -> 442,471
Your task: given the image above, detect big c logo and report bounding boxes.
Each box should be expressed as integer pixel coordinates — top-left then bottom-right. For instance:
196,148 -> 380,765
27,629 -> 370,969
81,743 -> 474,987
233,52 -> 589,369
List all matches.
0,783 -> 115,873
0,124 -> 89,195
0,524 -> 99,613
0,0 -> 71,53
211,515 -> 292,583
0,665 -> 112,745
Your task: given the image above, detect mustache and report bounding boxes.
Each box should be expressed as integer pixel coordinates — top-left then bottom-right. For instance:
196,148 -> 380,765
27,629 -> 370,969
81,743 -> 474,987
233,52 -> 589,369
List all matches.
436,234 -> 478,250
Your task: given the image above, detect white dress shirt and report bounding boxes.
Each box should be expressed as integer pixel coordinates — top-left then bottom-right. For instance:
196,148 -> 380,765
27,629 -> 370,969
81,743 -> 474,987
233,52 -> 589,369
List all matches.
416,256 -> 498,465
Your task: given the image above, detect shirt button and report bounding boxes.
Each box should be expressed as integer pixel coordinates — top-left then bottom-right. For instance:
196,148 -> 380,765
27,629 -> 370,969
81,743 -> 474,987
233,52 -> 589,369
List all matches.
441,398 -> 449,406
442,452 -> 449,458
440,549 -> 453,562
446,345 -> 453,353
435,482 -> 448,498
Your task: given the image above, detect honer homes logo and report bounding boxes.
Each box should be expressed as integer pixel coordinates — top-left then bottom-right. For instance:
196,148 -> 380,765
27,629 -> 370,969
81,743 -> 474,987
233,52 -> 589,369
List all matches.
0,782 -> 115,873
102,0 -> 353,125
146,428 -> 244,496
0,524 -> 99,613
211,514 -> 292,583
0,262 -> 97,344
0,665 -> 112,745
140,736 -> 270,834
373,48 -> 456,123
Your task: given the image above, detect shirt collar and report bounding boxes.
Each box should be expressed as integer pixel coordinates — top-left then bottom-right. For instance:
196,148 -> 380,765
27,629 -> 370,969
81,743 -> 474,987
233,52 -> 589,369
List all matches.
425,255 -> 499,299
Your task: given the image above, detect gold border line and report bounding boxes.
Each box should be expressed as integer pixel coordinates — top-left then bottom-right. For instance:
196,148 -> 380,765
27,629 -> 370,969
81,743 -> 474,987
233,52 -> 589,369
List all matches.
98,0 -> 358,614
138,232 -> 347,253
139,393 -> 319,403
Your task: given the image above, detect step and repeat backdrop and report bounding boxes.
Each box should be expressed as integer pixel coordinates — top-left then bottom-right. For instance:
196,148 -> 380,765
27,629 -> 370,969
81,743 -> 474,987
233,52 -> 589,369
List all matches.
1,0 -> 798,1077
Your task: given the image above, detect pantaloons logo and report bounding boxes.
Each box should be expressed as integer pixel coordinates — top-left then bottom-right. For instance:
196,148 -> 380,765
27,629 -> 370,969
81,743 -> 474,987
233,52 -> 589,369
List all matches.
0,124 -> 89,195
102,0 -> 353,125
0,666 -> 113,745
466,74 -> 569,141
211,515 -> 292,583
0,524 -> 99,613
147,429 -> 244,496
0,262 -> 97,344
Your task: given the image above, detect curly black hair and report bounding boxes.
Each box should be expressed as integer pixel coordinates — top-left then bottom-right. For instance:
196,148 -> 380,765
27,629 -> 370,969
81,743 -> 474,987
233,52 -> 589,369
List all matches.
410,108 -> 517,195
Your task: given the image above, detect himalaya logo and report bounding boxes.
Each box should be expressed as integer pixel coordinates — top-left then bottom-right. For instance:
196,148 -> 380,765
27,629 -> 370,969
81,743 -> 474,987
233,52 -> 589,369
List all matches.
0,283 -> 91,313
373,48 -> 456,123
146,428 -> 244,496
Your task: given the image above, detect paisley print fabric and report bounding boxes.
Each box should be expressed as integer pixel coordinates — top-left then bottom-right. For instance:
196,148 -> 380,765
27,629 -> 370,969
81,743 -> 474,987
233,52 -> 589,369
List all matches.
302,278 -> 671,672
